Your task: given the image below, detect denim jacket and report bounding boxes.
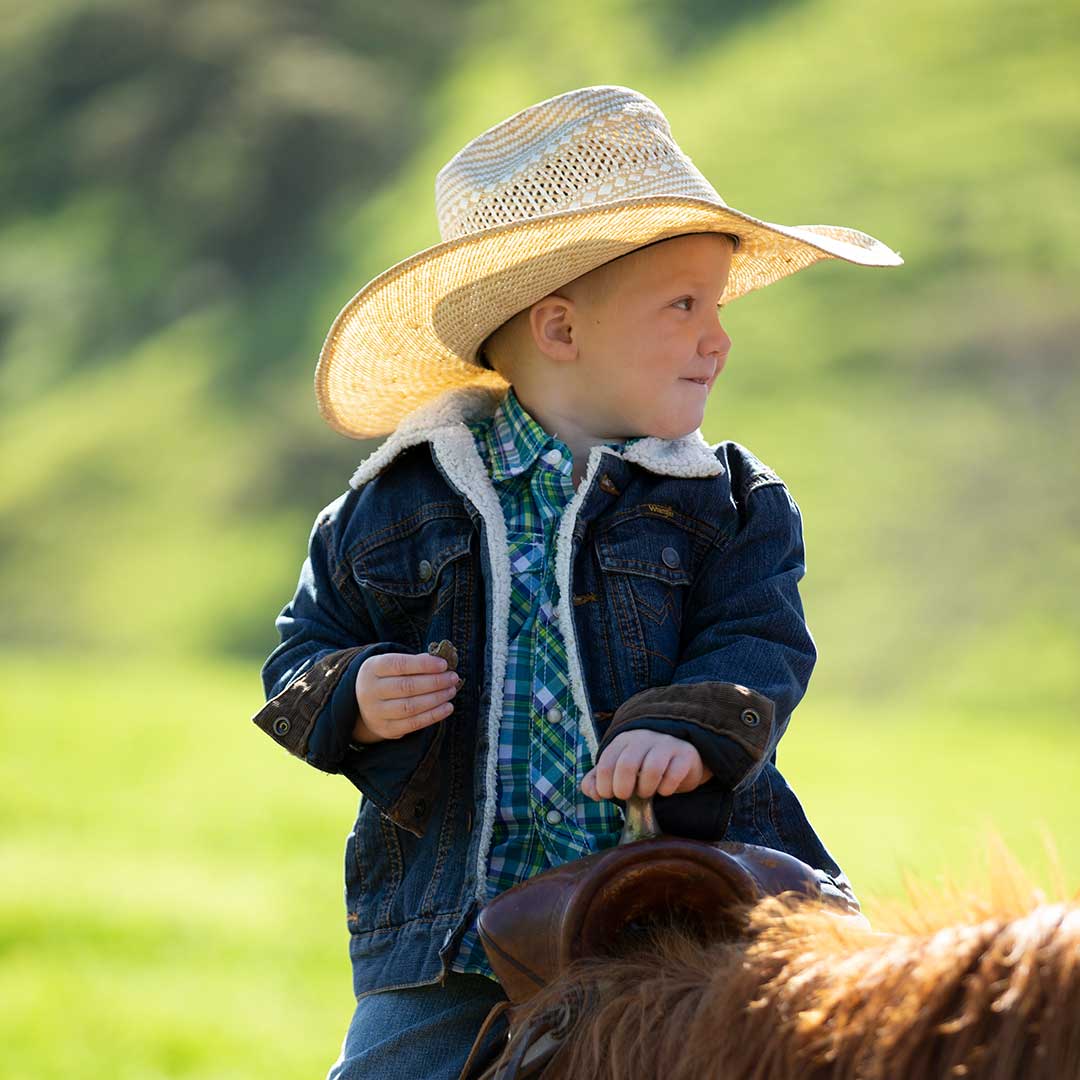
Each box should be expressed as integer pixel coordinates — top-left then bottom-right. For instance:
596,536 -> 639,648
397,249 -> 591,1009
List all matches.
254,385 -> 850,999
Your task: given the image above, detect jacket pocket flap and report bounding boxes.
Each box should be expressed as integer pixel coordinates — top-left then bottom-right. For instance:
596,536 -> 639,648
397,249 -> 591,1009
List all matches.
352,515 -> 473,597
595,516 -> 694,586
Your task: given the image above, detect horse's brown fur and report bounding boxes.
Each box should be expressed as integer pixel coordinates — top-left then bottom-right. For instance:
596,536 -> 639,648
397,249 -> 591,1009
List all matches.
501,878 -> 1080,1079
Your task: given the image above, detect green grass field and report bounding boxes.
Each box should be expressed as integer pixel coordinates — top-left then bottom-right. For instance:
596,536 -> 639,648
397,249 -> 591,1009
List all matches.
2,653 -> 1077,1079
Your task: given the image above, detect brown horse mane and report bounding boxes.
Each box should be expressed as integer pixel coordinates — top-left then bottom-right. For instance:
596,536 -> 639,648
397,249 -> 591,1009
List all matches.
503,857 -> 1080,1079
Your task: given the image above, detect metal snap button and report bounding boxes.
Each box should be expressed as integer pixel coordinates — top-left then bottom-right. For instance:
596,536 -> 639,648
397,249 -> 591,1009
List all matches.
545,808 -> 563,826
661,546 -> 680,569
740,708 -> 760,727
545,706 -> 563,724
272,716 -> 291,736
542,448 -> 563,466
418,559 -> 433,582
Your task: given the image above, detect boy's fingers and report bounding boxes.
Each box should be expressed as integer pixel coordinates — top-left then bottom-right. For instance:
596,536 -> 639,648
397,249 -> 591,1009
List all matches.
634,746 -> 673,799
373,652 -> 448,678
385,700 -> 455,736
611,745 -> 647,801
377,670 -> 460,699
674,764 -> 707,793
657,756 -> 691,797
581,770 -> 597,800
386,685 -> 459,720
591,750 -> 619,801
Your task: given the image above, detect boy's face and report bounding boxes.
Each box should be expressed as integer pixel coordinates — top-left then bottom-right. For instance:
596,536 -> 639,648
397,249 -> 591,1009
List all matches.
553,232 -> 735,441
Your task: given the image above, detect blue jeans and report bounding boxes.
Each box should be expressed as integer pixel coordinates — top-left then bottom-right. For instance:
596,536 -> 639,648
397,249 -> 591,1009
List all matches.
326,974 -> 509,1080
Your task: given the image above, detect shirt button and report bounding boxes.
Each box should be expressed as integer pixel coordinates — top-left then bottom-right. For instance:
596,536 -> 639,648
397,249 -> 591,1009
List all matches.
545,808 -> 563,825
545,706 -> 563,724
418,559 -> 433,581
661,546 -> 680,569
542,448 -> 563,466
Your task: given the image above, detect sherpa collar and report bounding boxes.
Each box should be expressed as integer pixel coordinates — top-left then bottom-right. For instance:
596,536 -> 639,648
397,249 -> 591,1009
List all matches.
349,385 -> 725,490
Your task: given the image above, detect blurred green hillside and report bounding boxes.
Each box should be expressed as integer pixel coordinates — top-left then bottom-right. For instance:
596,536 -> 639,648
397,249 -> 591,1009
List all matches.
3,0 -> 1079,1075
4,0 -> 1077,714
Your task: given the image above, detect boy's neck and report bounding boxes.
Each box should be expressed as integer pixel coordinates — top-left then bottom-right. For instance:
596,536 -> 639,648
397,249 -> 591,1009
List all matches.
511,386 -> 630,491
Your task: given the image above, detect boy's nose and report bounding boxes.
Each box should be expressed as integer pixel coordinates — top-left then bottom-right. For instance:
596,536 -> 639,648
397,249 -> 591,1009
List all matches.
702,324 -> 731,360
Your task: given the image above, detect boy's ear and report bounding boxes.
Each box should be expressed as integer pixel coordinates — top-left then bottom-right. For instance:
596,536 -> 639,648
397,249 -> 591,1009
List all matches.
529,293 -> 578,363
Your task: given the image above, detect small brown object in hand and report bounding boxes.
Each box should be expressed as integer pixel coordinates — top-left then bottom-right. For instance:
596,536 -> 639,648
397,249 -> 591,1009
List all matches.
427,640 -> 464,690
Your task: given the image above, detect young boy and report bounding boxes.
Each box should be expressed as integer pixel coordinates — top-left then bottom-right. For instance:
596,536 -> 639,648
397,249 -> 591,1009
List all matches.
254,85 -> 902,1079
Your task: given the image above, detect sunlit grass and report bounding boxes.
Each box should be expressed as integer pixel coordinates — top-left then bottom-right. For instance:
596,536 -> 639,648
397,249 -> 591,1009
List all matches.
3,653 -> 1078,1077
1,654 -> 356,1080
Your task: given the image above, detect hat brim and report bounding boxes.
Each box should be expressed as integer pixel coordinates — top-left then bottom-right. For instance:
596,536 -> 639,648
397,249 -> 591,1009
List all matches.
316,195 -> 903,439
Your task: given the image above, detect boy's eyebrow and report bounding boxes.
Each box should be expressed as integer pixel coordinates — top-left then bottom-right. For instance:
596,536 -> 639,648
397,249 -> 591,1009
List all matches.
658,275 -> 727,295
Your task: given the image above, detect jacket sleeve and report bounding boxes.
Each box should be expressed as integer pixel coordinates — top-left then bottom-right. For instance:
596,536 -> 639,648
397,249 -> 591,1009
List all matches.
253,498 -> 442,836
596,478 -> 816,837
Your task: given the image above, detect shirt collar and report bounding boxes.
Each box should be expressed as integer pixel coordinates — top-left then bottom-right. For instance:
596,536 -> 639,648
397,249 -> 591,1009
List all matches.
484,386 -> 643,483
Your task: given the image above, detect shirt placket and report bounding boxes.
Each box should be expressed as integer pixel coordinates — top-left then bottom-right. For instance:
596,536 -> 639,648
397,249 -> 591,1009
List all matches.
528,446 -> 593,860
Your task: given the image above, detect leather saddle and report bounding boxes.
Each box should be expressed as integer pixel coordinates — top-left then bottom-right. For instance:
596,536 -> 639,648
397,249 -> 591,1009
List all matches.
459,796 -> 858,1079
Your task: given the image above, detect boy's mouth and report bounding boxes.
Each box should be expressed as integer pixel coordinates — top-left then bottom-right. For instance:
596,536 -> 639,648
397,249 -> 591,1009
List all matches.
681,356 -> 726,389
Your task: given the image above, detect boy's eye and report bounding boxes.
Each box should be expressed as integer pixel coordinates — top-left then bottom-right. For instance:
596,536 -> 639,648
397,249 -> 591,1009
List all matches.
673,298 -> 726,313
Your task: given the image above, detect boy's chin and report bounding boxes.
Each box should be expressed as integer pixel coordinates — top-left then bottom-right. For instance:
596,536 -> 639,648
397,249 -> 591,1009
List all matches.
637,426 -> 700,442
646,414 -> 705,441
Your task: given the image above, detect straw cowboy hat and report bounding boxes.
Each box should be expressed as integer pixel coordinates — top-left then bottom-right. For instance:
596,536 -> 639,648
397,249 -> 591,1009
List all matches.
316,85 -> 903,439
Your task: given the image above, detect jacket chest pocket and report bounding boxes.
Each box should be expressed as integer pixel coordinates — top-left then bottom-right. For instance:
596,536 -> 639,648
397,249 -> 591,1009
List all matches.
350,513 -> 475,654
594,513 -> 696,690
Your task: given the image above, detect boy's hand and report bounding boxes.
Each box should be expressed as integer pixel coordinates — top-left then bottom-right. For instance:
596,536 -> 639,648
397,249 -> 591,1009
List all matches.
352,652 -> 461,744
581,730 -> 713,801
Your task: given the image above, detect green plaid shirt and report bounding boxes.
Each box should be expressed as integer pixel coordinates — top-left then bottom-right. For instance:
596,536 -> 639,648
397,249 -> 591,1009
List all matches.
450,386 -> 641,979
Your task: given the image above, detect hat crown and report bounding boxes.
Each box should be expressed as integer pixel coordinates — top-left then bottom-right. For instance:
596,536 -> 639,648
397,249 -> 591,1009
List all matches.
434,85 -> 726,242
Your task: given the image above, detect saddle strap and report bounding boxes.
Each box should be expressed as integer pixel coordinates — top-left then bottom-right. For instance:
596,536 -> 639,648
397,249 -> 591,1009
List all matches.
458,1000 -> 513,1080
468,983 -> 598,1080
488,1014 -> 562,1080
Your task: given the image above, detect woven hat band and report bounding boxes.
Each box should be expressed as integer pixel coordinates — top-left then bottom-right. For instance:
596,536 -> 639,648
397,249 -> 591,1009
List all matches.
435,86 -> 727,243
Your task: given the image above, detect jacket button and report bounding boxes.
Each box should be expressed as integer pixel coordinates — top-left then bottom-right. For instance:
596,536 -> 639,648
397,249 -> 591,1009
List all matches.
418,559 -> 433,582
272,716 -> 291,736
414,799 -> 428,819
661,546 -> 680,569
740,708 -> 760,727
